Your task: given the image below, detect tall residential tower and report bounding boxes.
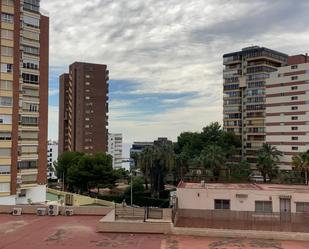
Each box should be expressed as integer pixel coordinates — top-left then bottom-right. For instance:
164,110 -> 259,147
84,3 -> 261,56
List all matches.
58,62 -> 109,155
223,46 -> 287,164
0,0 -> 49,204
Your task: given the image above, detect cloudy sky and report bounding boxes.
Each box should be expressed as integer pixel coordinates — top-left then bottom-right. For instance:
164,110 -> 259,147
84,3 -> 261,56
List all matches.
41,0 -> 309,150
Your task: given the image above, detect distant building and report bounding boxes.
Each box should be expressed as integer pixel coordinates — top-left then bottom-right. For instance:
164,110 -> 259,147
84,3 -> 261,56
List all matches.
108,133 -> 123,169
58,62 -> 109,155
47,141 -> 58,180
223,46 -> 288,165
266,54 -> 309,170
130,142 -> 154,155
0,0 -> 49,205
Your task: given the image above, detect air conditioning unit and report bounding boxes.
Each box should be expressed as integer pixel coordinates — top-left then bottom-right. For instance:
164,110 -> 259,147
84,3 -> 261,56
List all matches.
37,208 -> 46,216
12,208 -> 22,216
64,209 -> 74,216
48,205 -> 59,216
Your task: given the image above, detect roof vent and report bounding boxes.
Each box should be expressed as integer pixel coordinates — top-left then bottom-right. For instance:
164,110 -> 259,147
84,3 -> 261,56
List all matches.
201,180 -> 205,188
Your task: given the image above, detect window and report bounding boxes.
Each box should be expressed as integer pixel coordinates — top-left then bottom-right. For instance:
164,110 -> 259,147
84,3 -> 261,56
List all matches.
291,127 -> 298,130
1,0 -> 14,6
291,86 -> 298,90
1,29 -> 13,40
0,114 -> 12,124
0,132 -> 11,140
22,73 -> 39,84
23,88 -> 39,97
0,80 -> 12,91
85,82 -> 90,86
0,148 -> 11,157
23,0 -> 40,12
291,106 -> 298,110
296,202 -> 309,212
291,116 -> 298,120
1,13 -> 13,23
214,199 -> 230,210
21,116 -> 39,126
19,131 -> 38,140
291,65 -> 298,69
23,45 -> 39,55
0,183 -> 10,192
291,96 -> 298,101
292,147 -> 298,151
1,46 -> 13,56
292,76 -> 298,80
255,201 -> 272,213
23,59 -> 39,70
1,63 -> 13,73
23,30 -> 40,41
292,137 -> 298,141
18,160 -> 37,169
0,97 -> 12,107
23,102 -> 39,112
0,166 -> 10,175
23,15 -> 40,28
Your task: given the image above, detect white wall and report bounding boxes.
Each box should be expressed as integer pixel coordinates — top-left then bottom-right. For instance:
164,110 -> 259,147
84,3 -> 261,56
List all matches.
0,195 -> 16,205
16,185 -> 46,204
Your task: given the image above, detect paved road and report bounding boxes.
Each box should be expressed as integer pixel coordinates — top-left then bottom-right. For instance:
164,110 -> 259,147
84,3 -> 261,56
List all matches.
0,215 -> 308,249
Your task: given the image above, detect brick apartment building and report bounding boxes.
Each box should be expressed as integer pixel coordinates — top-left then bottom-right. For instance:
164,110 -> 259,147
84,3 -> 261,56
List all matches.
0,0 -> 49,204
58,62 -> 109,155
266,54 -> 309,170
223,46 -> 288,164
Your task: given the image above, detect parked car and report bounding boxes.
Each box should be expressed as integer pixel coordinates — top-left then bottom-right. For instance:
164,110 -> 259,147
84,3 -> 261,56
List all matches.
249,172 -> 270,182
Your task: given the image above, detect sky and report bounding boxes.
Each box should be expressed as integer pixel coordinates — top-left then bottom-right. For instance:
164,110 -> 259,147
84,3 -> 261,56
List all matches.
41,0 -> 309,153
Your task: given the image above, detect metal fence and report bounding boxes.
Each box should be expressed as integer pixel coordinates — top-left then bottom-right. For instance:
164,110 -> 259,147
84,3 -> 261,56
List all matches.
115,206 -> 164,221
175,209 -> 309,233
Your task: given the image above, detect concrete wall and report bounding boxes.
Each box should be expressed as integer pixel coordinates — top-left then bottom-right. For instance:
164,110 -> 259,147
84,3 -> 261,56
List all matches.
16,185 -> 46,204
177,186 -> 309,213
0,204 -> 112,216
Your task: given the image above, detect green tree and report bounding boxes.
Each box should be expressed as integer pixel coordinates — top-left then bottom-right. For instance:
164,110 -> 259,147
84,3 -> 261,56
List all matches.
292,151 -> 309,185
124,176 -> 145,195
256,143 -> 282,183
200,144 -> 226,181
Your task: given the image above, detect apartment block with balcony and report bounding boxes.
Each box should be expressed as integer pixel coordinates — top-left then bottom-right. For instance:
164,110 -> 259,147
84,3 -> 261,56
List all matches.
58,62 -> 109,155
266,55 -> 309,170
0,0 -> 49,204
108,133 -> 123,169
223,46 -> 288,164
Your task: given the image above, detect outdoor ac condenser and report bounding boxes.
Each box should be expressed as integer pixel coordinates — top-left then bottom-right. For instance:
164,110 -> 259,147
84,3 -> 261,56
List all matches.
64,209 -> 74,216
36,208 -> 46,216
48,205 -> 59,216
12,208 -> 22,216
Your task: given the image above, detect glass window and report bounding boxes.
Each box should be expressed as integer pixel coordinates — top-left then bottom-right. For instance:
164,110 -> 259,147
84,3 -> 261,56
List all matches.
23,0 -> 40,12
20,116 -> 39,126
22,73 -> 39,84
23,45 -> 39,55
0,132 -> 11,140
1,13 -> 13,23
0,80 -> 12,91
1,0 -> 14,6
18,160 -> 37,169
23,59 -> 39,70
23,15 -> 40,28
1,63 -> 13,73
1,46 -> 13,56
0,183 -> 10,192
0,166 -> 10,175
1,29 -> 13,40
296,202 -> 309,212
0,97 -> 12,107
255,201 -> 272,213
0,148 -> 11,157
292,76 -> 298,81
23,30 -> 40,41
0,115 -> 12,124
214,199 -> 230,210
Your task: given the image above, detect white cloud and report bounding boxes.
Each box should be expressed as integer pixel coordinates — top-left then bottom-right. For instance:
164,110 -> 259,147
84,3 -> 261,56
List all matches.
41,0 -> 309,145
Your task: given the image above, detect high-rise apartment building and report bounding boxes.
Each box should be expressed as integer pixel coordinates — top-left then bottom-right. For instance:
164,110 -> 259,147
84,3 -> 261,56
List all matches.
223,46 -> 287,164
0,0 -> 49,204
266,55 -> 309,170
58,62 -> 109,155
108,133 -> 123,169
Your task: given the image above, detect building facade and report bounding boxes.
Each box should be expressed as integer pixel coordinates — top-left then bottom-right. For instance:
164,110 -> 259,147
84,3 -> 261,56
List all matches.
58,62 -> 109,155
0,0 -> 49,204
223,46 -> 288,164
108,133 -> 123,169
47,140 -> 58,179
266,55 -> 309,170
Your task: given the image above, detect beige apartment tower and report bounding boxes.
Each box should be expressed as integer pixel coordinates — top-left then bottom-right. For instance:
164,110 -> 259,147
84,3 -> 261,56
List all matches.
223,46 -> 287,164
58,62 -> 109,155
0,0 -> 49,204
266,55 -> 309,170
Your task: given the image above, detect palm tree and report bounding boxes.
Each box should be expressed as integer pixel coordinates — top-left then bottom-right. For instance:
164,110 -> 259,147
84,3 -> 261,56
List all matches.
200,144 -> 226,181
138,147 -> 153,190
256,143 -> 282,183
292,151 -> 309,185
